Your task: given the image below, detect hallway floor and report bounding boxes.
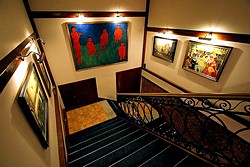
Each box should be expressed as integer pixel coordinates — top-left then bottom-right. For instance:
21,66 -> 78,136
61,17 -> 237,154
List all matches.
66,100 -> 116,134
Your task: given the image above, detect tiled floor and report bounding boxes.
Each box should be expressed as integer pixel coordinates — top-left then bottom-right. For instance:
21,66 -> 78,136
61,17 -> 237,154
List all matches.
66,100 -> 116,134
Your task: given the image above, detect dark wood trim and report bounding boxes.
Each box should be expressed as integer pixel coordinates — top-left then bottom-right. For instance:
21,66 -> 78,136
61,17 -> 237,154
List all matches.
0,33 -> 36,93
23,0 -> 39,38
143,68 -> 190,93
116,67 -> 142,93
141,0 -> 150,67
53,87 -> 67,167
43,56 -> 56,86
147,27 -> 250,44
31,11 -> 147,18
23,0 -> 56,86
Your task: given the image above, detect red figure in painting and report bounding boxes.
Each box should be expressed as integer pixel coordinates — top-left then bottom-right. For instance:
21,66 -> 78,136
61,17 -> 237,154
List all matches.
204,55 -> 217,78
114,25 -> 123,43
87,37 -> 98,56
70,26 -> 82,65
100,28 -> 109,50
118,42 -> 126,60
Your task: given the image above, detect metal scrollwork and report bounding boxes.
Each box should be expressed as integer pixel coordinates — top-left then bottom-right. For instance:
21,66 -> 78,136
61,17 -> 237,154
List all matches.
116,93 -> 250,166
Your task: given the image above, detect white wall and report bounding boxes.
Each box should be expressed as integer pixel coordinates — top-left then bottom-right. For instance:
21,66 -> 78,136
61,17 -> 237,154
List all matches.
0,0 -> 33,59
31,0 -> 146,100
148,0 -> 250,34
144,0 -> 250,93
0,0 -> 59,166
28,0 -> 146,11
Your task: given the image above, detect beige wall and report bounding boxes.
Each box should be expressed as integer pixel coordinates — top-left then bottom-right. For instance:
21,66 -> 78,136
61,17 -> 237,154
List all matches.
144,0 -> 250,93
0,0 -> 59,166
148,0 -> 250,34
0,0 -> 33,59
29,0 -> 146,11
31,1 -> 146,100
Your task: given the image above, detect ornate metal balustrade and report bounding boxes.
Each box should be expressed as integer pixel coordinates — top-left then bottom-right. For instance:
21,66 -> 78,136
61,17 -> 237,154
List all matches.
115,93 -> 250,167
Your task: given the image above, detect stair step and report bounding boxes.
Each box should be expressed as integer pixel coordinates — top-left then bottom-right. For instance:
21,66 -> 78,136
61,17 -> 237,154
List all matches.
69,117 -> 120,139
110,139 -> 171,167
174,155 -> 213,167
68,125 -> 139,161
83,133 -> 157,167
139,145 -> 188,167
67,116 -> 213,167
68,120 -> 130,153
68,127 -> 148,167
68,117 -> 125,147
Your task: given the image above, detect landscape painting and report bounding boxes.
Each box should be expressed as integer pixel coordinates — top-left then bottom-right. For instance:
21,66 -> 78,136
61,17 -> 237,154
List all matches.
152,36 -> 178,63
18,63 -> 49,149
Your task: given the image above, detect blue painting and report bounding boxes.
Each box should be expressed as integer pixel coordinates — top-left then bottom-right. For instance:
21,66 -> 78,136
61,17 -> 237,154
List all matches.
65,22 -> 128,70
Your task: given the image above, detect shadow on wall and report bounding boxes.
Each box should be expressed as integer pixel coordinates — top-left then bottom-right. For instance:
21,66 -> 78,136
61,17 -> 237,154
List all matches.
11,98 -> 50,165
221,81 -> 250,93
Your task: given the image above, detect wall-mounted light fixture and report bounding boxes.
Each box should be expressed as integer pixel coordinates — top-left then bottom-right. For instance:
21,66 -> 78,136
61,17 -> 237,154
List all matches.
114,11 -> 124,23
18,37 -> 45,61
199,32 -> 213,41
76,13 -> 86,23
76,13 -> 85,19
18,51 -> 44,63
162,29 -> 173,35
36,38 -> 46,45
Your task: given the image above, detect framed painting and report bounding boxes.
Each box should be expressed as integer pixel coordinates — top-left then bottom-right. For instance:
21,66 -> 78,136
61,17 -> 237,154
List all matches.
152,36 -> 178,63
18,62 -> 49,149
182,40 -> 233,82
32,53 -> 51,97
65,22 -> 128,70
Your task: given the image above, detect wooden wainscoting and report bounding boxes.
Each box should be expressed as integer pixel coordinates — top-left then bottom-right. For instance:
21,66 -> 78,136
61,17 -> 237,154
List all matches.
58,78 -> 100,111
116,67 -> 142,93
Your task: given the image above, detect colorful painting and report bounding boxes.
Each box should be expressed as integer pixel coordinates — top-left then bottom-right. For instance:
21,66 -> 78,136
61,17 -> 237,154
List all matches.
152,36 -> 178,63
182,41 -> 233,81
18,62 -> 49,149
65,22 -> 128,70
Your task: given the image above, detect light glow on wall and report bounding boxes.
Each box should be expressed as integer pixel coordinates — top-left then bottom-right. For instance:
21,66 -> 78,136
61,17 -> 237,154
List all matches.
113,13 -> 127,23
13,60 -> 28,89
157,31 -> 177,40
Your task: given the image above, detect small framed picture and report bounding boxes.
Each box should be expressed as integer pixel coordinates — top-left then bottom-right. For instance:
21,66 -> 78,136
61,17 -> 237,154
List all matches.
18,62 -> 49,149
152,36 -> 178,63
182,40 -> 233,82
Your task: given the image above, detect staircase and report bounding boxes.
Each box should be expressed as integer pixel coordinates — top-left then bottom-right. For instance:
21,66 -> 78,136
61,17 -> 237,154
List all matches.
67,117 -> 213,167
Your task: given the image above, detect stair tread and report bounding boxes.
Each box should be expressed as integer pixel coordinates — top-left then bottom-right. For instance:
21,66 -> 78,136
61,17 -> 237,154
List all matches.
68,121 -> 131,153
68,125 -> 139,161
174,155 -> 214,167
110,139 -> 171,167
139,145 -> 189,167
68,117 -> 124,146
68,127 -> 149,166
67,117 -> 213,167
69,117 -> 120,138
83,133 -> 157,167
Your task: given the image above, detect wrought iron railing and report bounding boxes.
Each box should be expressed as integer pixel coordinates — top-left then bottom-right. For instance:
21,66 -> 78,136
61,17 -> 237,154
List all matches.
115,93 -> 250,167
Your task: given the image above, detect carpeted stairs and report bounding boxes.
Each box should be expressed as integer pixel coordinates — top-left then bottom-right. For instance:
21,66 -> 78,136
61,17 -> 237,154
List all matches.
67,117 -> 213,167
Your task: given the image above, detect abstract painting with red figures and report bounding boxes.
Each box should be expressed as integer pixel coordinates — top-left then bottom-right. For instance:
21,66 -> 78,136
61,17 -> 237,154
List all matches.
65,22 -> 128,70
182,41 -> 233,82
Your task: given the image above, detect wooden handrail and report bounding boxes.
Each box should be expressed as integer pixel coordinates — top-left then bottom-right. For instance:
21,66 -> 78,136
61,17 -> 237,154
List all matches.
117,92 -> 250,100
